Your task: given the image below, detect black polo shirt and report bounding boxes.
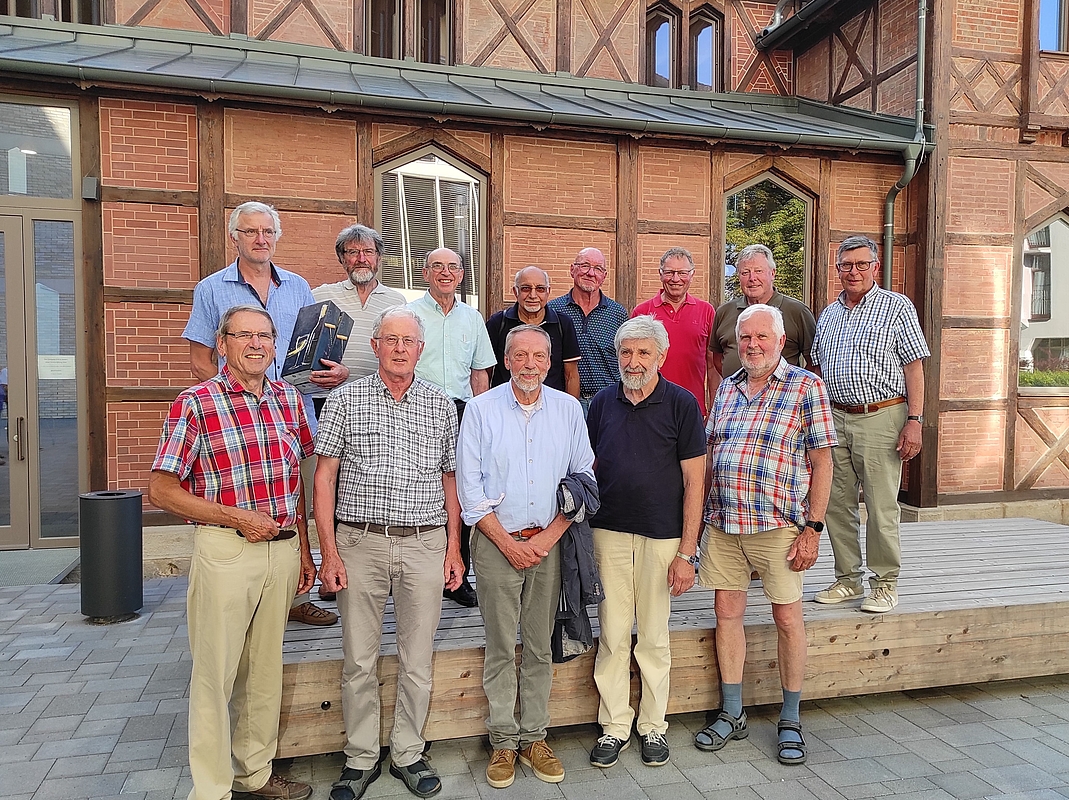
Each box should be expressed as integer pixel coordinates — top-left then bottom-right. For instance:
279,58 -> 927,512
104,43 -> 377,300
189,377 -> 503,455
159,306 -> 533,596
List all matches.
485,304 -> 581,392
587,377 -> 706,538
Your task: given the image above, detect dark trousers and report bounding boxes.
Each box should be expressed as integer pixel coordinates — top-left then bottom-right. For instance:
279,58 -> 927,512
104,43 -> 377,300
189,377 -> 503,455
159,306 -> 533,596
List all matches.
454,399 -> 472,584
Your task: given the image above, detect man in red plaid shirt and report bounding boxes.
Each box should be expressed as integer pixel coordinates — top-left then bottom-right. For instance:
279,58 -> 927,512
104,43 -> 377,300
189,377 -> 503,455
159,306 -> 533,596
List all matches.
694,303 -> 836,770
150,305 -> 316,800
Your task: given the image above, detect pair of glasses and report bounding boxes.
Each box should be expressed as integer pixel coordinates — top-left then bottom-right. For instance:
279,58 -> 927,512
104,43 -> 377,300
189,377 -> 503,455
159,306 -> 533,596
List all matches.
428,263 -> 463,274
659,269 -> 694,278
374,335 -> 422,348
572,263 -> 606,274
234,228 -> 277,239
343,248 -> 378,259
225,331 -> 276,342
518,285 -> 549,294
835,260 -> 876,273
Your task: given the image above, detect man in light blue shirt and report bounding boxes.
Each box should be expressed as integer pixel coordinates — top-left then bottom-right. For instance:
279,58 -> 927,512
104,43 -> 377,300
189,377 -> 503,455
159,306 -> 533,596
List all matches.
409,246 -> 496,608
457,324 -> 594,790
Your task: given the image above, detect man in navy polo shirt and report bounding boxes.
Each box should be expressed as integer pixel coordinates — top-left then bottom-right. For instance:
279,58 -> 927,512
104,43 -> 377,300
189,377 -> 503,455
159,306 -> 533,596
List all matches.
485,266 -> 581,397
585,315 -> 706,770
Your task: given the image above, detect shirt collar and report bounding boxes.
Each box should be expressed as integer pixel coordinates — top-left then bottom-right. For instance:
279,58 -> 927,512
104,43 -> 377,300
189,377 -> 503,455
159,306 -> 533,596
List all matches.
729,357 -> 790,387
734,289 -> 783,310
654,291 -> 695,308
566,289 -> 610,309
836,283 -> 881,309
422,291 -> 458,316
218,363 -> 278,400
372,371 -> 419,402
505,304 -> 559,323
224,260 -> 284,287
505,383 -> 545,411
614,374 -> 667,408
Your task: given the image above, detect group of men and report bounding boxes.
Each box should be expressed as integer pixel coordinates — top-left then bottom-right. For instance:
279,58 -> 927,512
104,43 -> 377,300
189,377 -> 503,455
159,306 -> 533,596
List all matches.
148,199 -> 929,800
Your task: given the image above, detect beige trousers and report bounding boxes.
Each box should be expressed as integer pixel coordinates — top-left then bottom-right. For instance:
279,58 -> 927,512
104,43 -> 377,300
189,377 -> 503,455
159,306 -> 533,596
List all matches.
186,524 -> 300,800
592,528 -> 679,739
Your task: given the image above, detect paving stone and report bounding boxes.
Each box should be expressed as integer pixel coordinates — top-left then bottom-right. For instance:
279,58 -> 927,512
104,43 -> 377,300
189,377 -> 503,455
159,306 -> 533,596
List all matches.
120,713 -> 176,743
683,761 -> 769,792
120,767 -> 181,793
972,764 -> 1062,793
808,758 -> 900,787
30,772 -> 127,800
926,770 -> 1000,799
39,693 -> 97,718
824,734 -> 908,760
931,722 -> 1006,747
873,753 -> 943,779
44,753 -> 109,778
1003,738 -> 1069,774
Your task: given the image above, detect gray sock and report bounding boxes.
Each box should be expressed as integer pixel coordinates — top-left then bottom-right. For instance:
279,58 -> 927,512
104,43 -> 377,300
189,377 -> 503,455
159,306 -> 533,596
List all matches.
780,689 -> 801,723
721,682 -> 743,719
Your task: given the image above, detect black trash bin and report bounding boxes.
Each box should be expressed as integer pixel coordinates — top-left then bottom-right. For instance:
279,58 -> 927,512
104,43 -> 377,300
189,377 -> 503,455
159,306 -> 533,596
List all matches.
80,490 -> 143,623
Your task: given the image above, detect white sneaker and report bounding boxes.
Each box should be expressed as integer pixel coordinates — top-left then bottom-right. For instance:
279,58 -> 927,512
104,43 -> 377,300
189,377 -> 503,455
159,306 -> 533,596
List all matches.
860,585 -> 898,613
813,580 -> 864,604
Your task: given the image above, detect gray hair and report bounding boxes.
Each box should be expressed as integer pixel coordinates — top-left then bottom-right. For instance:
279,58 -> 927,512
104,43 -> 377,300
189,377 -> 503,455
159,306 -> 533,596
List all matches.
228,202 -> 283,239
737,243 -> 776,272
736,303 -> 785,340
837,235 -> 879,262
504,323 -> 552,355
659,247 -> 695,270
513,265 -> 550,290
371,306 -> 425,340
335,224 -> 384,261
217,305 -> 276,339
615,315 -> 669,356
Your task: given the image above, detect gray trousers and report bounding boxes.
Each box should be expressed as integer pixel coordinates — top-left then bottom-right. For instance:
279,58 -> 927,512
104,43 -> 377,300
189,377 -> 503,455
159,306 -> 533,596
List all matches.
472,528 -> 561,750
336,523 -> 446,769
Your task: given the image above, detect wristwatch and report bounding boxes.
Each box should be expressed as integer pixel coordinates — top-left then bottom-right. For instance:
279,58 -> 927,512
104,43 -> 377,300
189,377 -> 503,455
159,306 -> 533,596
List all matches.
907,415 -> 923,423
676,551 -> 698,566
804,520 -> 824,532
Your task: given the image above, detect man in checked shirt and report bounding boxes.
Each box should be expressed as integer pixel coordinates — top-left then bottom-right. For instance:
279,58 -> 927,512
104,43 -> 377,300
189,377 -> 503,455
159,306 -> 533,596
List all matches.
811,235 -> 930,614
695,304 -> 836,769
150,305 -> 316,800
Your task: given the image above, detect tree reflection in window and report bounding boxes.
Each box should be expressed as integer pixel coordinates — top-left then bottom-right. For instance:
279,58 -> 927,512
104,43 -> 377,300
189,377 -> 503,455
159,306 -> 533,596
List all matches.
724,178 -> 807,302
1020,217 -> 1069,387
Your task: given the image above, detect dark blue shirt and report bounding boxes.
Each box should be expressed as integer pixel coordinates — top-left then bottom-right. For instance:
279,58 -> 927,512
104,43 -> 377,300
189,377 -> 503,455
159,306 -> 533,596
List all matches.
485,304 -> 581,392
587,377 -> 706,539
548,290 -> 629,397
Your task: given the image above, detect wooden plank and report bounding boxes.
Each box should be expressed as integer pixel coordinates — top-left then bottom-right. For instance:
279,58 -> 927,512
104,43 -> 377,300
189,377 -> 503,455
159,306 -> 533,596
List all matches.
708,149 -> 724,305
504,212 -> 616,232
198,102 -> 226,278
356,120 -> 374,224
371,127 -> 492,175
636,220 -> 710,236
942,315 -> 1011,329
103,287 -> 194,304
1007,162 -> 1028,491
943,231 -> 1015,246
106,387 -> 183,402
100,186 -> 199,207
80,96 -> 108,492
939,398 -> 1010,412
556,0 -> 571,73
1018,395 -> 1069,408
815,157 -> 832,317
230,0 -> 247,35
222,194 -> 358,216
616,137 -> 638,310
488,132 -> 505,314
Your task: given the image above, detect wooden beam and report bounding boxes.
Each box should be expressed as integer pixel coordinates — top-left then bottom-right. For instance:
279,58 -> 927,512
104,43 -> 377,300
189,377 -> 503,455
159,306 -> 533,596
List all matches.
723,155 -> 774,193
371,127 -> 492,175
615,137 -> 638,310
230,0 -> 247,35
556,0 -> 571,73
814,157 -> 832,316
939,398 -> 1012,412
1007,161 -> 1028,493
198,102 -> 226,278
503,212 -> 617,232
103,287 -> 194,304
488,132 -> 505,314
106,387 -> 184,402
80,96 -> 108,492
1019,0 -> 1041,142
99,187 -> 199,207
941,316 -> 1012,329
222,194 -> 358,216
1018,395 -> 1069,408
635,220 -> 710,236
708,148 -> 724,306
356,120 -> 374,224
944,231 -> 1015,246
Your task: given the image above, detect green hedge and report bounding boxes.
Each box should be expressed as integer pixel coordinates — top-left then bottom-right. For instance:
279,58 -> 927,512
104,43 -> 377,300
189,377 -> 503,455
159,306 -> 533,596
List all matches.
1020,370 -> 1069,387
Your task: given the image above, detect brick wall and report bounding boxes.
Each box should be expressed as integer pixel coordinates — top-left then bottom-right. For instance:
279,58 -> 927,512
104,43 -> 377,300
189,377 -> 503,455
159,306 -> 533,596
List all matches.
460,0 -> 556,72
940,329 -> 1009,400
939,411 -> 1006,493
636,234 -> 709,304
504,137 -> 616,217
102,203 -> 199,289
502,227 -> 616,305
107,401 -> 174,495
99,100 -> 198,190
114,0 -> 227,34
947,157 -> 1015,234
639,147 -> 709,223
105,302 -> 194,388
941,244 -> 1012,317
953,0 -> 1021,54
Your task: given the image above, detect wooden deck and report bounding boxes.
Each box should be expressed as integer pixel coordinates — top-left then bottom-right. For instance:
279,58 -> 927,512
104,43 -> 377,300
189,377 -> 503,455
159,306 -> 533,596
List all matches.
277,517 -> 1069,758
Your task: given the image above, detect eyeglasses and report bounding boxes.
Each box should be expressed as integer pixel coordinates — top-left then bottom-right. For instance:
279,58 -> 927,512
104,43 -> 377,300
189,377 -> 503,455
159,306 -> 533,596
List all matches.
234,228 -> 277,239
572,262 -> 606,274
659,269 -> 694,278
835,260 -> 876,273
374,335 -> 422,348
343,248 -> 378,259
428,262 -> 463,274
517,285 -> 549,294
225,331 -> 276,342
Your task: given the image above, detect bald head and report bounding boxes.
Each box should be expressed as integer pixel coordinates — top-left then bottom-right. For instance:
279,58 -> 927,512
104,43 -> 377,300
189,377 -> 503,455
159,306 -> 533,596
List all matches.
570,247 -> 608,294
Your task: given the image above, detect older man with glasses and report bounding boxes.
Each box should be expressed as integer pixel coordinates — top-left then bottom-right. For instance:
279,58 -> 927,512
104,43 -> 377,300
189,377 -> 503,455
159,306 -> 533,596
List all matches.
810,235 -> 930,614
632,247 -> 717,417
548,248 -> 629,415
486,265 -> 581,397
409,247 -> 497,608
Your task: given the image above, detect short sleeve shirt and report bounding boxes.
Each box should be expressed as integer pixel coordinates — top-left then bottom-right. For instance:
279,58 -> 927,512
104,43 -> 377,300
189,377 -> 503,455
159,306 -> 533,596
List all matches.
311,280 -> 406,389
632,293 -> 716,417
587,378 -> 706,538
547,291 -> 629,397
712,291 -> 817,378
409,293 -> 497,401
485,304 -> 581,392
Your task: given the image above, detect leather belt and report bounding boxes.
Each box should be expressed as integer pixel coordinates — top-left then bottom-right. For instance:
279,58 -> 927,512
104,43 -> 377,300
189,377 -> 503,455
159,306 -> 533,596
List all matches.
342,521 -> 438,537
832,397 -> 906,415
513,526 -> 543,540
232,526 -> 297,540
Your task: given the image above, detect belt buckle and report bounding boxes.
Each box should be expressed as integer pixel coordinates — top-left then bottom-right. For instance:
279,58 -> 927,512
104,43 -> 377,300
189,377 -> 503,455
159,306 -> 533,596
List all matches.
383,524 -> 390,538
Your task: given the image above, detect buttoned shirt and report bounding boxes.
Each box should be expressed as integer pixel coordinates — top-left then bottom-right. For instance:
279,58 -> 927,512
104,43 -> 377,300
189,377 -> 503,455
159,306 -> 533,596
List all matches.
632,292 -> 716,417
485,304 -> 581,392
548,290 -> 629,397
408,292 -> 497,401
811,284 -> 930,405
151,364 -> 314,527
315,373 -> 458,527
712,291 -> 816,378
311,279 -> 406,390
183,260 -> 317,425
705,359 -> 837,536
457,382 -> 594,532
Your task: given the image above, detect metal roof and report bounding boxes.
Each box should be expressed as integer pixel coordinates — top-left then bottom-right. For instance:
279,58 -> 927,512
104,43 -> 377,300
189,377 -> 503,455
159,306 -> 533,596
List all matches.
0,17 -> 929,152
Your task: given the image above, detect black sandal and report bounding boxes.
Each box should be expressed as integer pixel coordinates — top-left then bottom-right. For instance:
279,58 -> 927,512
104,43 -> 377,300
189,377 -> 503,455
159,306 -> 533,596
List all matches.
390,756 -> 442,798
777,720 -> 807,765
694,708 -> 748,752
329,764 -> 381,800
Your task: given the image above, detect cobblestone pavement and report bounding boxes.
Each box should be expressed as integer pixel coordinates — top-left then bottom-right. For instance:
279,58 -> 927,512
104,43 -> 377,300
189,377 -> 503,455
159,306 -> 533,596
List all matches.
4,579 -> 1069,800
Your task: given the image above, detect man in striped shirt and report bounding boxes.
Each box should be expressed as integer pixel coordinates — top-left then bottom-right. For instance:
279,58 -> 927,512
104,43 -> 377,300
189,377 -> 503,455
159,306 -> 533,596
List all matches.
810,235 -> 930,614
151,305 -> 316,800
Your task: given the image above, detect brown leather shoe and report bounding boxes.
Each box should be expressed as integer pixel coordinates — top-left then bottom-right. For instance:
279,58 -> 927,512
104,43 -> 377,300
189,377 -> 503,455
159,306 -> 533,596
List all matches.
235,773 -> 312,799
485,748 -> 516,789
519,740 -> 564,784
288,601 -> 338,626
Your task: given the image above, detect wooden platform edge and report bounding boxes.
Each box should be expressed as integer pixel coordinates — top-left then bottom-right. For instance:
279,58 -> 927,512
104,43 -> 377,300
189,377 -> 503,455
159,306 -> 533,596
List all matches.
276,599 -> 1069,758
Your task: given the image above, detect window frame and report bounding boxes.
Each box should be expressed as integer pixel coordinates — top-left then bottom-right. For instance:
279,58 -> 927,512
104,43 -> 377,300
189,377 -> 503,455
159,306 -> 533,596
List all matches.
417,0 -> 453,65
688,5 -> 724,92
645,3 -> 681,89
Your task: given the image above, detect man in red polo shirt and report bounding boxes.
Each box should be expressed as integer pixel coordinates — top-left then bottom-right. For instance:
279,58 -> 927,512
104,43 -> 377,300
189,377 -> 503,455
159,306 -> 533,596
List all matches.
632,247 -> 716,417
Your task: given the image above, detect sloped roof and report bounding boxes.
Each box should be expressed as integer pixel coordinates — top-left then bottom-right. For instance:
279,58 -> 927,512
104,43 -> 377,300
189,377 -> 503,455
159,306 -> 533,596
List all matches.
0,17 -> 928,152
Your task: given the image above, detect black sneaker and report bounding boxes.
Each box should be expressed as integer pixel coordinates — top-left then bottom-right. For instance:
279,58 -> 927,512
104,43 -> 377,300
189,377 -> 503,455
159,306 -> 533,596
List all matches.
443,582 -> 478,608
589,734 -> 630,768
640,731 -> 670,766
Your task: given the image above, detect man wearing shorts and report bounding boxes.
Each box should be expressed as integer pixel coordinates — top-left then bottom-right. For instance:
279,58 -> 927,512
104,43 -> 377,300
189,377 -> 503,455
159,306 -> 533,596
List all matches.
695,303 -> 836,767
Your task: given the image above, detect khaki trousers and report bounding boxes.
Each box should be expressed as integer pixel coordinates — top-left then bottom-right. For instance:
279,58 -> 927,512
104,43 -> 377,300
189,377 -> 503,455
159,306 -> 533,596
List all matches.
186,524 -> 300,800
335,523 -> 446,770
472,529 -> 561,750
826,403 -> 907,588
592,529 -> 679,738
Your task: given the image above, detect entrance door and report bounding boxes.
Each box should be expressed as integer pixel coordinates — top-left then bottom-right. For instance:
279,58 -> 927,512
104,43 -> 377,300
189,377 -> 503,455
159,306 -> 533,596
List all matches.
0,214 -> 81,549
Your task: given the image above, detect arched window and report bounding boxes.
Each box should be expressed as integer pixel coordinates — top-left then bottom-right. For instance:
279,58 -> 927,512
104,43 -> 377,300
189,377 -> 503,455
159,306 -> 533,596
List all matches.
646,4 -> 680,88
418,0 -> 452,65
368,0 -> 401,59
1020,215 -> 1069,388
689,7 -> 723,91
375,147 -> 486,310
724,176 -> 811,303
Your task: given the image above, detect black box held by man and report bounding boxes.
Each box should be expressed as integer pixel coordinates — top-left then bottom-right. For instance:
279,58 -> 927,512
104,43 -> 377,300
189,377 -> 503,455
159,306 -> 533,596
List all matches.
282,301 -> 354,393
